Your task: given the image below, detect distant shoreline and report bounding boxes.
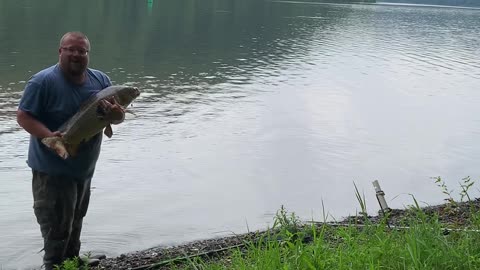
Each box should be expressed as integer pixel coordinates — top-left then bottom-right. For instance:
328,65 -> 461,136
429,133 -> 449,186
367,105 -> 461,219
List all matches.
271,0 -> 480,9
377,0 -> 480,8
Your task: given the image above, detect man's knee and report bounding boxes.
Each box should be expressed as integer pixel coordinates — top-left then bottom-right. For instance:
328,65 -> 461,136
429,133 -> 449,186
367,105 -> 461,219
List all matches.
33,199 -> 57,238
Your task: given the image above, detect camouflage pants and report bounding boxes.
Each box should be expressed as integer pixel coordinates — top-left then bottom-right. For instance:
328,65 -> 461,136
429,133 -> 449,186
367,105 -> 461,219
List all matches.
32,170 -> 91,269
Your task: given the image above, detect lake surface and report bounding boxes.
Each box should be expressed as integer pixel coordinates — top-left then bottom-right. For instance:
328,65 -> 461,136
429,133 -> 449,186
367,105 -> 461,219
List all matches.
1,0 -> 479,268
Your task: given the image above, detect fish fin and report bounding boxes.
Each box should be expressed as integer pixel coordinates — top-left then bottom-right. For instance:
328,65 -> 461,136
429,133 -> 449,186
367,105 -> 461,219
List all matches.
125,109 -> 137,116
41,137 -> 69,159
104,124 -> 113,138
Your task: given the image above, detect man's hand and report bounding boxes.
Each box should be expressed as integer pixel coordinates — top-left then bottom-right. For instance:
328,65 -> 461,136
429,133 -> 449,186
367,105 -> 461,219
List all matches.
97,96 -> 117,115
50,131 -> 63,137
97,96 -> 126,125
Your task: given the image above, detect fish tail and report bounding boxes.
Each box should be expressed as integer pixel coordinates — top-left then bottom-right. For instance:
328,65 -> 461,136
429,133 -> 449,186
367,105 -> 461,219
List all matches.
41,137 -> 69,159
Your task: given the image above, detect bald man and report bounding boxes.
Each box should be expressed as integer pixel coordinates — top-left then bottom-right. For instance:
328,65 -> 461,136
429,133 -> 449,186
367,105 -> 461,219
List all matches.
17,32 -> 111,269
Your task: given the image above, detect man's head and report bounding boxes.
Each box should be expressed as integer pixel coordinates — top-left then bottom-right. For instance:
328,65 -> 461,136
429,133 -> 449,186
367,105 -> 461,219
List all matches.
58,32 -> 90,77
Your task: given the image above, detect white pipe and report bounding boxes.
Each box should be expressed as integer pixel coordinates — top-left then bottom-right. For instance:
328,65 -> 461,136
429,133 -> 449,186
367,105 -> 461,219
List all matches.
373,180 -> 390,212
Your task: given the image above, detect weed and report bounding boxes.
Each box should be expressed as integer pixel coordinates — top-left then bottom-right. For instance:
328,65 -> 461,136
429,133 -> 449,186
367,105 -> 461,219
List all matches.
53,257 -> 86,270
460,176 -> 475,203
353,181 -> 369,222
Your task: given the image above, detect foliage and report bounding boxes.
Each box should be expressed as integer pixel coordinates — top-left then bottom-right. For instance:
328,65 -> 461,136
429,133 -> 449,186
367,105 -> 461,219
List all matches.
59,178 -> 480,270
181,179 -> 480,270
53,257 -> 85,270
53,256 -> 88,270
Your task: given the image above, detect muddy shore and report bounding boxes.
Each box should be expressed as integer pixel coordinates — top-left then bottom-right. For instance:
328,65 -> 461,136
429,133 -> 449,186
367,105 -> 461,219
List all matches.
94,198 -> 480,270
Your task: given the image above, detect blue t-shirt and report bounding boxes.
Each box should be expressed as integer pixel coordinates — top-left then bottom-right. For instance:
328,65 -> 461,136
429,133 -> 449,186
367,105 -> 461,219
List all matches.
18,64 -> 112,179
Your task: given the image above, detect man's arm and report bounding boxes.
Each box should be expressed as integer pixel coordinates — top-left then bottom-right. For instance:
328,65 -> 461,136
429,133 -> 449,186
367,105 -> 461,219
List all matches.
17,109 -> 60,138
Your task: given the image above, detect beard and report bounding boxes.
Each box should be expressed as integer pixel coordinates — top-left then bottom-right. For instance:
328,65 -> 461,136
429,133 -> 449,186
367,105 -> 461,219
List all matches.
68,61 -> 87,76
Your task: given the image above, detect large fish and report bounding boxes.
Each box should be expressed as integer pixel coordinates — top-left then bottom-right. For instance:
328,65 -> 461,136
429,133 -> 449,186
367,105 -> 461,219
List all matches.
42,85 -> 140,159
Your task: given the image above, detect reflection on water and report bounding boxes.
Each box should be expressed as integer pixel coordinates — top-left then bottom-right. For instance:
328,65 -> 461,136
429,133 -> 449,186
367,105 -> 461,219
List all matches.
1,0 -> 480,268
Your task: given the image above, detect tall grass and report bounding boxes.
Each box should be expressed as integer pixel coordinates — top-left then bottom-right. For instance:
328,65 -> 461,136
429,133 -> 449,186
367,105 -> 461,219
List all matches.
55,178 -> 480,270
185,211 -> 480,270
181,179 -> 480,270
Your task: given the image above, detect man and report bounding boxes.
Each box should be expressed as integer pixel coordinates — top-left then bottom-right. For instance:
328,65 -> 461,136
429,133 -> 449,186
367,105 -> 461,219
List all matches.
17,32 -> 111,269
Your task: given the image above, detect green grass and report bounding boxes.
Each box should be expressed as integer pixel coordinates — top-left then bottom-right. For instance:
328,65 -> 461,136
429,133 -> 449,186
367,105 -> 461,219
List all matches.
56,208 -> 480,270
177,177 -> 480,270
55,178 -> 480,270
177,208 -> 480,270
53,256 -> 85,270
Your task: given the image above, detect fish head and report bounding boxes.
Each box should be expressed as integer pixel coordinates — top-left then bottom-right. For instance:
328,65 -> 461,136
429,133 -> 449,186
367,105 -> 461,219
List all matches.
113,86 -> 141,106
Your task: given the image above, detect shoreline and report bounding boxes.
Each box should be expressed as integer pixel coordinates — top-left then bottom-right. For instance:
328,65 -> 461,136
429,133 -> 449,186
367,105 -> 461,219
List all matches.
94,198 -> 480,269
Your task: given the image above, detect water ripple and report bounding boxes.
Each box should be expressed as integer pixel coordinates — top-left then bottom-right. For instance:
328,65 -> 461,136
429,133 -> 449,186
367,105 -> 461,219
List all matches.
1,2 -> 480,268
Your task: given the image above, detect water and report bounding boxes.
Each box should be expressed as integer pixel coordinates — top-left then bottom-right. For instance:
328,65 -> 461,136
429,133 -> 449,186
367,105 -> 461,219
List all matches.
1,0 -> 479,268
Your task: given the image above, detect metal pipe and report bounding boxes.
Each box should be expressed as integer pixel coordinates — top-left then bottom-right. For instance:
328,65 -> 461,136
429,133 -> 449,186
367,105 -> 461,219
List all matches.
373,180 -> 391,213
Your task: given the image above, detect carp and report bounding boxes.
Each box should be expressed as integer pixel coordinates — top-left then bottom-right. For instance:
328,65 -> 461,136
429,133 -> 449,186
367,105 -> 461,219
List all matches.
42,85 -> 140,159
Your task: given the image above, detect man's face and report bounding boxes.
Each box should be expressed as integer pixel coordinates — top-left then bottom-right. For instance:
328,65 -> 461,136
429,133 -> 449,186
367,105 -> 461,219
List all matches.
58,36 -> 90,76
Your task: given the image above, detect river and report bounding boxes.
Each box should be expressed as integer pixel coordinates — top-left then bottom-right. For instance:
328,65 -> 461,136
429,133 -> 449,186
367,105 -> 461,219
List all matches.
0,0 -> 479,269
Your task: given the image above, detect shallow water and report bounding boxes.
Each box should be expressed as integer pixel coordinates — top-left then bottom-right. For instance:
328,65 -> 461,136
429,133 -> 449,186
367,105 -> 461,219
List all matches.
0,0 -> 479,268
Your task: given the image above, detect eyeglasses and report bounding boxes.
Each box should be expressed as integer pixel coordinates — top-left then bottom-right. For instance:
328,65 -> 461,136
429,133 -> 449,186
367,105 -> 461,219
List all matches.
61,47 -> 89,56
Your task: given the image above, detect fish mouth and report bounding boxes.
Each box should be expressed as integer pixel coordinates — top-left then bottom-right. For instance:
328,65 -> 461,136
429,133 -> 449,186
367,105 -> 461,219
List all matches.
132,87 -> 140,97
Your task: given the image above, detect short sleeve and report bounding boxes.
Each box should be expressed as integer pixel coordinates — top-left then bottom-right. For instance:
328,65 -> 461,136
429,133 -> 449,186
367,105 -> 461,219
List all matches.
103,73 -> 112,88
89,69 -> 112,89
18,81 -> 45,118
